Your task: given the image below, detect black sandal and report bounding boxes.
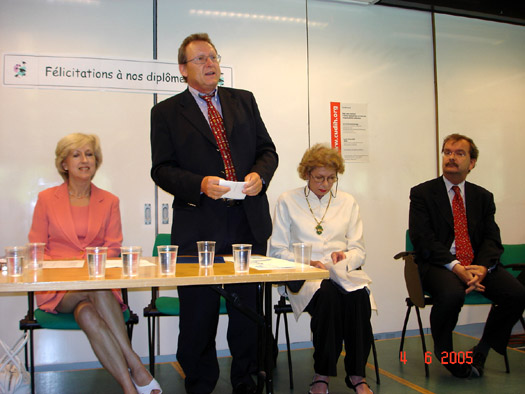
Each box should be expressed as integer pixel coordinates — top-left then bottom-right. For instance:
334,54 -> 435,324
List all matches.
308,378 -> 329,394
345,376 -> 372,393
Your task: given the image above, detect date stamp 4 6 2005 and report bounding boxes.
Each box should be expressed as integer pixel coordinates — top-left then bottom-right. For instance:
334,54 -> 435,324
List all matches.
400,351 -> 473,365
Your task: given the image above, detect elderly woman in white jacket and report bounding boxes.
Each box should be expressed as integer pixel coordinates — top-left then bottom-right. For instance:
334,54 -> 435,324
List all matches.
270,144 -> 374,394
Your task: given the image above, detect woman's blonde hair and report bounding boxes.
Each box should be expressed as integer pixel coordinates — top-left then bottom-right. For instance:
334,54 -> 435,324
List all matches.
55,133 -> 102,181
297,143 -> 345,180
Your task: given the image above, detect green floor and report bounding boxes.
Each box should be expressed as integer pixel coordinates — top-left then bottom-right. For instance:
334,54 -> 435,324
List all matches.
34,332 -> 525,394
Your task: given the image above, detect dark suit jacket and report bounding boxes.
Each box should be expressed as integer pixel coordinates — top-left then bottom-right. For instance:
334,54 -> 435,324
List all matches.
150,87 -> 278,252
409,176 -> 503,276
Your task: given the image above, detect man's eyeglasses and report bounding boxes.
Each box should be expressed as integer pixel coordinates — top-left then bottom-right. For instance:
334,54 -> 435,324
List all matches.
311,175 -> 338,184
443,149 -> 467,158
184,54 -> 221,65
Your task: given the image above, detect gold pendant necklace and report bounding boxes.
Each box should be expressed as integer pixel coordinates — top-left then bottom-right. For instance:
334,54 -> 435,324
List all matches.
304,187 -> 332,235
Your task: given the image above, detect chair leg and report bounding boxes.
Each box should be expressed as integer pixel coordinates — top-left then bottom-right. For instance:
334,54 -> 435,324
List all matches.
127,321 -> 134,341
282,311 -> 294,389
148,316 -> 156,376
275,311 -> 281,345
504,350 -> 510,373
399,305 -> 412,355
29,328 -> 35,394
414,306 -> 429,377
24,331 -> 29,371
371,335 -> 380,384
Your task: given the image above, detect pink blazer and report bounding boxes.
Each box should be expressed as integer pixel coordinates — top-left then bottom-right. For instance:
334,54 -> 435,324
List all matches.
28,182 -> 124,313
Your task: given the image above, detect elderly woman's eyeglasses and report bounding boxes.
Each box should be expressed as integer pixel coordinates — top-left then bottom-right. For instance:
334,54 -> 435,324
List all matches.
184,54 -> 221,65
311,175 -> 338,184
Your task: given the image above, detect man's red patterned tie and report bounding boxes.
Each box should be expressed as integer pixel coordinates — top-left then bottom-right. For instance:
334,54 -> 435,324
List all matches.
201,94 -> 237,181
452,186 -> 474,266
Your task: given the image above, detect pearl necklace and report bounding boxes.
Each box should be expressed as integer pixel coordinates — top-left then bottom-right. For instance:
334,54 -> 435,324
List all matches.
304,187 -> 332,235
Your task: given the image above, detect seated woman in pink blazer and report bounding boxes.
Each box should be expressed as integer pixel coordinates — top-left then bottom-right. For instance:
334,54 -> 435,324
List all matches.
28,133 -> 161,394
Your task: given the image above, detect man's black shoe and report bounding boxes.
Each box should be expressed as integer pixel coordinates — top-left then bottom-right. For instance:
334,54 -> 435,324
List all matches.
470,346 -> 486,377
232,382 -> 257,394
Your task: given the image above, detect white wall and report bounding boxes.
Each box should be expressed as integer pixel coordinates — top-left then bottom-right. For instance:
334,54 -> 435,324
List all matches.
434,14 -> 525,326
435,14 -> 525,243
306,2 -> 437,334
0,0 -> 523,367
0,0 -> 156,365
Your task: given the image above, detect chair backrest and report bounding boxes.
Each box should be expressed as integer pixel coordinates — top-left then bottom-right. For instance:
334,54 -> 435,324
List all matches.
403,253 -> 427,308
501,243 -> 525,279
406,230 -> 414,252
152,233 -> 171,257
399,230 -> 428,307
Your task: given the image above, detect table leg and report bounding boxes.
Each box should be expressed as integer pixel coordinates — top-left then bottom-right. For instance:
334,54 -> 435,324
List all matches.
28,291 -> 35,394
256,282 -> 266,394
264,282 -> 274,394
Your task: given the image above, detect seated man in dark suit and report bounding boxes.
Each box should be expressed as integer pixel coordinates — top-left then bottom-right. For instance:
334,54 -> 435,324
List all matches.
409,133 -> 525,378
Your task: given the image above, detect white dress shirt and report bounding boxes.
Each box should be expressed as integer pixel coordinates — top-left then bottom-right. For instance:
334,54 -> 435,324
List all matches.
269,186 -> 372,318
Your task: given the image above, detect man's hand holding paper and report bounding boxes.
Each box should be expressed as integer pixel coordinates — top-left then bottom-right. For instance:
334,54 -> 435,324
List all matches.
219,179 -> 247,200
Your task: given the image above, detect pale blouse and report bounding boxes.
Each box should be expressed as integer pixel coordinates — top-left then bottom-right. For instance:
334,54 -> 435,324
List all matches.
269,186 -> 371,318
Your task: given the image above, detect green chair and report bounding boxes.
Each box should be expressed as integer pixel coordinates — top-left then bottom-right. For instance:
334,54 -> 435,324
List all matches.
19,289 -> 138,394
144,233 -> 227,375
395,230 -> 525,376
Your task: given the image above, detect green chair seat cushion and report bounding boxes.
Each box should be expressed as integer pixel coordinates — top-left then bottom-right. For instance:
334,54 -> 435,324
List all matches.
420,290 -> 490,305
155,296 -> 227,315
155,297 -> 180,315
464,291 -> 490,305
35,308 -> 131,330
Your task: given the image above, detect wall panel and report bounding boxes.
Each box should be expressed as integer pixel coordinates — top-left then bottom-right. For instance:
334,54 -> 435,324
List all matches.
306,1 -> 437,333
435,14 -> 525,243
154,0 -> 312,353
0,0 -> 155,364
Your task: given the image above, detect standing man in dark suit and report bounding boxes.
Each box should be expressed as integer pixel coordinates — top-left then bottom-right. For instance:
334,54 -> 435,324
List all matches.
409,133 -> 525,378
150,33 -> 278,394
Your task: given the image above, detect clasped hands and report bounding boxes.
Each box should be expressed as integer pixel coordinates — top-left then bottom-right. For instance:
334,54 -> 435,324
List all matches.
201,172 -> 262,200
452,263 -> 488,294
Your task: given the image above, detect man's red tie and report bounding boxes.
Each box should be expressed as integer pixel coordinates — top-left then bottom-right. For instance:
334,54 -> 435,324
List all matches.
452,186 -> 474,266
201,93 -> 237,181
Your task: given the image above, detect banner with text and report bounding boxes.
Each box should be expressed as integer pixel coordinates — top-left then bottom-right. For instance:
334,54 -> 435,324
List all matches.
3,54 -> 233,94
330,102 -> 369,163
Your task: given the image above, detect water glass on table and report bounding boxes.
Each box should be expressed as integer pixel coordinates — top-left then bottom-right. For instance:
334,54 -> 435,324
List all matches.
293,242 -> 312,267
157,245 -> 178,275
197,241 -> 215,268
86,246 -> 108,279
232,244 -> 252,273
121,246 -> 141,277
26,242 -> 45,270
5,246 -> 26,277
